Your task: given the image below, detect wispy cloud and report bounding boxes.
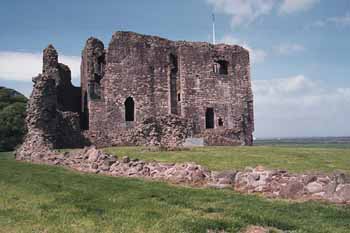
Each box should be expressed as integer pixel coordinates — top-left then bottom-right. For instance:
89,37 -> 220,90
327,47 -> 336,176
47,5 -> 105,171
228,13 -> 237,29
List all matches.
0,51 -> 80,82
207,0 -> 276,27
253,75 -> 350,137
274,43 -> 305,55
220,35 -> 267,64
207,0 -> 320,27
308,12 -> 350,29
279,0 -> 320,15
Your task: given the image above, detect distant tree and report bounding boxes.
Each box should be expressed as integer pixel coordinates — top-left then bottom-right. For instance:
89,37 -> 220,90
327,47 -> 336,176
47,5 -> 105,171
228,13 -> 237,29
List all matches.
0,87 -> 27,151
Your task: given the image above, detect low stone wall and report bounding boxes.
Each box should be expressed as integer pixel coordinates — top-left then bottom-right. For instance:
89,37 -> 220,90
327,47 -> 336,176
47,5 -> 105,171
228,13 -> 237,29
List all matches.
198,129 -> 243,146
235,166 -> 350,203
16,147 -> 350,205
88,115 -> 194,148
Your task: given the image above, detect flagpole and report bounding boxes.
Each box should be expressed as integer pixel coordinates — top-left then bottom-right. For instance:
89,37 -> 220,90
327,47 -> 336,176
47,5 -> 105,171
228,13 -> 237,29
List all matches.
212,13 -> 216,45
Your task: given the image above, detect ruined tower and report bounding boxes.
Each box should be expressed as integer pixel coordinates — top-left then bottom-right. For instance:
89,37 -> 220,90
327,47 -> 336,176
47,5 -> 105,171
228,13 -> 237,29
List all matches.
16,45 -> 86,160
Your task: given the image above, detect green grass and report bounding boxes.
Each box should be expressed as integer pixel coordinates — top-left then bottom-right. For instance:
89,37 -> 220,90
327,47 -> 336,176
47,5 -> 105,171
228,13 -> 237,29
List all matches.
1,150 -> 350,233
104,146 -> 350,174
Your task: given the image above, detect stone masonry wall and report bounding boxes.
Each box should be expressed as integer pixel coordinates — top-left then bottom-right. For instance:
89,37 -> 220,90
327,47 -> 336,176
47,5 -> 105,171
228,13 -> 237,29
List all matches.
18,31 -> 254,151
16,45 -> 87,159
16,74 -> 57,160
80,37 -> 105,130
81,31 -> 254,147
177,42 -> 254,145
44,45 -> 82,115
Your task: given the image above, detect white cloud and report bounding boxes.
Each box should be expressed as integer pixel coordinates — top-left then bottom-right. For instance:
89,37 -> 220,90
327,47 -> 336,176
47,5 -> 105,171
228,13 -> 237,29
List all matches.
220,35 -> 267,63
0,51 -> 81,82
253,75 -> 350,137
274,43 -> 305,55
207,0 -> 276,26
206,0 -> 320,27
279,0 -> 320,14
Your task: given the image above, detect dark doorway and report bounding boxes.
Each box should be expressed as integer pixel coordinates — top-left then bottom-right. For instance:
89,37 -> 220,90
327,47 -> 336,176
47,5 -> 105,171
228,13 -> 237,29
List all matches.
205,108 -> 214,129
125,97 -> 134,121
218,118 -> 224,127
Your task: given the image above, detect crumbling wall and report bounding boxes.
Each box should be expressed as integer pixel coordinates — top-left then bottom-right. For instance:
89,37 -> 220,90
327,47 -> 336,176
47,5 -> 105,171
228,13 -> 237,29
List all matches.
19,31 -> 254,151
56,111 -> 88,148
43,45 -> 82,114
43,45 -> 86,148
83,31 -> 254,147
80,37 -> 106,130
198,129 -> 242,146
18,146 -> 350,205
57,63 -> 82,113
16,45 -> 87,160
108,115 -> 193,148
16,74 -> 57,160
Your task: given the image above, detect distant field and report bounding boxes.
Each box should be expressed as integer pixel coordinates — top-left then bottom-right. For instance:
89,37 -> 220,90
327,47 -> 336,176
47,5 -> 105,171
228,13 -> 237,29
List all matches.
1,151 -> 350,233
104,146 -> 350,174
254,137 -> 350,149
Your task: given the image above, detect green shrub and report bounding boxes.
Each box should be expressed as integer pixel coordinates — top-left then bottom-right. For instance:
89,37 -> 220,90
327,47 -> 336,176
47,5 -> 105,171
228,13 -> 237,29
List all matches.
0,87 -> 27,151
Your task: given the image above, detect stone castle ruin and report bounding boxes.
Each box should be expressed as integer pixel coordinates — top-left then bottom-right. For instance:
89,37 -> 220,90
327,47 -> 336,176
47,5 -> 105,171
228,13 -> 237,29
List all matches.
15,32 -> 350,206
18,31 -> 254,154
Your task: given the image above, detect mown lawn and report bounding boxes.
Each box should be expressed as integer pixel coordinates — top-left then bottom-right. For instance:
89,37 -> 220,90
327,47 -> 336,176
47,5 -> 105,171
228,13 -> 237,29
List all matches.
1,151 -> 350,233
104,146 -> 350,174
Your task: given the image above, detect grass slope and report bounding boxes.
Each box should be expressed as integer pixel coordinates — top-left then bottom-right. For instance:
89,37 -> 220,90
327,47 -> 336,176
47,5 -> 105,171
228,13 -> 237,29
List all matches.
104,146 -> 350,174
1,151 -> 350,233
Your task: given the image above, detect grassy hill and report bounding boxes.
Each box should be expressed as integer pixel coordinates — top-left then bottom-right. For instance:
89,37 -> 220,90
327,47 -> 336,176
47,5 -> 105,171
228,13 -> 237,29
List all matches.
0,87 -> 27,151
1,147 -> 350,233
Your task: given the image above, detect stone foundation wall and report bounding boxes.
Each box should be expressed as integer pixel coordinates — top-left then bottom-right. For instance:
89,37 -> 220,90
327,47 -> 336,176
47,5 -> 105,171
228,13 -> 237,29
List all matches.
16,146 -> 350,205
86,114 -> 193,148
198,129 -> 243,146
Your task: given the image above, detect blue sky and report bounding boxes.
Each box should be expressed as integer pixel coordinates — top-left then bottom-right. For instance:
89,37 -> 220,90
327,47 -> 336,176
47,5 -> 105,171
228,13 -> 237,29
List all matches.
0,0 -> 349,138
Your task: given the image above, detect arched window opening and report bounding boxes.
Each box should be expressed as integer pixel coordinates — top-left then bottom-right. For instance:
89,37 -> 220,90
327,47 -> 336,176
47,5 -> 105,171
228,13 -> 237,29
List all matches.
125,97 -> 135,122
177,93 -> 181,102
205,108 -> 214,129
218,118 -> 224,127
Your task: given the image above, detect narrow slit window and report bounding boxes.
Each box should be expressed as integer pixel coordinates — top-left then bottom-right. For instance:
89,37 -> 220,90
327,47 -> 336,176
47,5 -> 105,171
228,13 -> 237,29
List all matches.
205,108 -> 214,129
218,118 -> 223,127
125,97 -> 135,121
